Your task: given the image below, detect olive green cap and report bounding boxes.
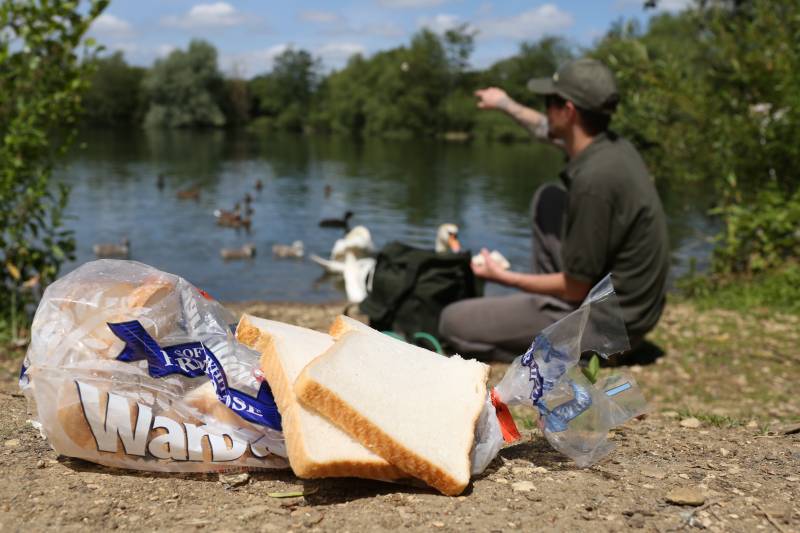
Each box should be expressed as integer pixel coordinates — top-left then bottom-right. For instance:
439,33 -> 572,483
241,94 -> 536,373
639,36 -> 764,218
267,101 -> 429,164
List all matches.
527,58 -> 620,115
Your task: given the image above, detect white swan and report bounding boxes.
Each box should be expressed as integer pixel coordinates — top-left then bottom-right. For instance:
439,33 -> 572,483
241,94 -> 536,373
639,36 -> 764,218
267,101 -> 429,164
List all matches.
313,223 -> 463,303
310,225 -> 374,273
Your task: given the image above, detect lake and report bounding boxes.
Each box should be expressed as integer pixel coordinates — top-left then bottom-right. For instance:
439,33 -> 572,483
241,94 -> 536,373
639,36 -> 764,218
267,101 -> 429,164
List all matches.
56,128 -> 718,302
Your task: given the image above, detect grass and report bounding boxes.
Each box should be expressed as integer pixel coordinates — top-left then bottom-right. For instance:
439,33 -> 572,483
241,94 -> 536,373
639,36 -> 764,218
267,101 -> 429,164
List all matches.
677,262 -> 800,315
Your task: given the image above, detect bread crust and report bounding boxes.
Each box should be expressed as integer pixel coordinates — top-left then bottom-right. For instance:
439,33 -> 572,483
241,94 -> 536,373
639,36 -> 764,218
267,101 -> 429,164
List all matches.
294,370 -> 479,496
236,316 -> 404,480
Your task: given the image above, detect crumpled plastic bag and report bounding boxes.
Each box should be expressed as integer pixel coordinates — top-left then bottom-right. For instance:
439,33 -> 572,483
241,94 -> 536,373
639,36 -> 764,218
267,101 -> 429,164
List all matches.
470,274 -> 648,474
19,259 -> 288,472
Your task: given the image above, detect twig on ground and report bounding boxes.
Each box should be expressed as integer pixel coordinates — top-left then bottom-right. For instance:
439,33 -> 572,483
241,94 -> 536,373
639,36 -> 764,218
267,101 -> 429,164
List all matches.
755,503 -> 789,533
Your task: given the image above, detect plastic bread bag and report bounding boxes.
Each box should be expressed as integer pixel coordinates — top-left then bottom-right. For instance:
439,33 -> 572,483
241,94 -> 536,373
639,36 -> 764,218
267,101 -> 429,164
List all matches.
19,259 -> 288,472
470,274 -> 648,474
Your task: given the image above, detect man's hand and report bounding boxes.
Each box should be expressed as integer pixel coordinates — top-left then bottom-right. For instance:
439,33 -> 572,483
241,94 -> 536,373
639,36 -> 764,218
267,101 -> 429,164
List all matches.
471,248 -> 505,281
474,87 -> 512,112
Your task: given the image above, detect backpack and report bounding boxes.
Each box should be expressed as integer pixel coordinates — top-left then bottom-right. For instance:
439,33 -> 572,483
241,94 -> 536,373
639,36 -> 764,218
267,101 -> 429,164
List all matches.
359,241 -> 483,338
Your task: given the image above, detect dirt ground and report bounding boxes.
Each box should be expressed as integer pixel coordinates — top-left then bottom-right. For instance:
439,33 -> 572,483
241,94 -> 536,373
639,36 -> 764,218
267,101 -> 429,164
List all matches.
0,301 -> 798,532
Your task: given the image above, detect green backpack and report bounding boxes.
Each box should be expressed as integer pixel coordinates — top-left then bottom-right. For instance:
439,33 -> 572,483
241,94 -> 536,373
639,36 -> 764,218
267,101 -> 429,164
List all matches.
359,241 -> 483,339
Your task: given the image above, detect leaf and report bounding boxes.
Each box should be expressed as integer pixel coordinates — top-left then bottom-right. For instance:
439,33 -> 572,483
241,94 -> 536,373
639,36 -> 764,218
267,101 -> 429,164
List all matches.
267,487 -> 318,498
5,262 -> 21,281
581,354 -> 600,385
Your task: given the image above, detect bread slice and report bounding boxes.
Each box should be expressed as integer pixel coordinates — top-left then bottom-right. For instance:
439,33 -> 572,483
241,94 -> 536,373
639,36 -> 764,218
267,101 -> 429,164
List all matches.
328,314 -> 373,339
235,314 -> 404,480
295,327 -> 489,495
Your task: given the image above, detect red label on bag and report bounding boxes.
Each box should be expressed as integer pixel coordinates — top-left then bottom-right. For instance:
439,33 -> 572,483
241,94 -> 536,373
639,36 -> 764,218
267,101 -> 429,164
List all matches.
491,388 -> 521,443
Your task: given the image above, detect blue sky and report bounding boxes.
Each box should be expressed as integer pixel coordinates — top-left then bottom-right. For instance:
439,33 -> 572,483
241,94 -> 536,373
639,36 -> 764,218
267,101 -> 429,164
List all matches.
88,0 -> 691,77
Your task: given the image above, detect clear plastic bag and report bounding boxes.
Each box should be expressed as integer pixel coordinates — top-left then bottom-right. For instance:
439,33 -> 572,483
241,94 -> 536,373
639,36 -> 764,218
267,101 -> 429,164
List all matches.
20,259 -> 288,472
471,274 -> 648,474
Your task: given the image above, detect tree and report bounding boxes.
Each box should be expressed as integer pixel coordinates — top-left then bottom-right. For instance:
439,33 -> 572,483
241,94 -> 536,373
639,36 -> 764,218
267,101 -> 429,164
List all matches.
82,51 -> 146,126
0,0 -> 107,340
250,48 -> 320,132
142,40 -> 226,128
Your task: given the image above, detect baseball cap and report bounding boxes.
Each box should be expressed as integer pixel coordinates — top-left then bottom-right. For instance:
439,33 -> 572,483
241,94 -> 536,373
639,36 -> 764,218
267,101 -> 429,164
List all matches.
527,58 -> 619,115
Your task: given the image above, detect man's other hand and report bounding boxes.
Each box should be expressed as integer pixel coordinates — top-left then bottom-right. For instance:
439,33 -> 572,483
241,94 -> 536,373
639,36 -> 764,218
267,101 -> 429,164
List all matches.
474,87 -> 511,111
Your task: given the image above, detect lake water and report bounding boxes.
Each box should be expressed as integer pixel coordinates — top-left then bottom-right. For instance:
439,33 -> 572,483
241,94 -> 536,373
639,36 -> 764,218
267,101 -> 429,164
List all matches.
56,128 -> 718,302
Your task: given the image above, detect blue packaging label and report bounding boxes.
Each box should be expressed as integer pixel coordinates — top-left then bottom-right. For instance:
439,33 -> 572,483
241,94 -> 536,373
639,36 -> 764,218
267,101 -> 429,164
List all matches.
108,320 -> 282,431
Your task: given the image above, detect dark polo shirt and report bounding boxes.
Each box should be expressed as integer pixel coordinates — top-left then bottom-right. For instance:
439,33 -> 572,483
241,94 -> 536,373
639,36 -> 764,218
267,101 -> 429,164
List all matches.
560,131 -> 669,337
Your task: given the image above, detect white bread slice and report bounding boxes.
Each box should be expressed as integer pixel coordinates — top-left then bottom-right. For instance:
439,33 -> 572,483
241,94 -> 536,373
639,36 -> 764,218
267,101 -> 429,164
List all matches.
295,327 -> 489,495
235,314 -> 404,480
328,314 -> 373,339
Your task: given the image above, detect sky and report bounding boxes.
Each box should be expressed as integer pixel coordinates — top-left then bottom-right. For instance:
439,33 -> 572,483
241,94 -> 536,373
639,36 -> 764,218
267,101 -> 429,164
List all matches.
87,0 -> 693,78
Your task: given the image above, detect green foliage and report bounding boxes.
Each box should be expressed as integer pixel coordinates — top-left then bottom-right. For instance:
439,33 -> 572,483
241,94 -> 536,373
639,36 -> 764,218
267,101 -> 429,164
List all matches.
678,262 -> 800,315
82,51 -> 145,125
142,40 -> 226,128
250,48 -> 320,132
0,0 -> 106,339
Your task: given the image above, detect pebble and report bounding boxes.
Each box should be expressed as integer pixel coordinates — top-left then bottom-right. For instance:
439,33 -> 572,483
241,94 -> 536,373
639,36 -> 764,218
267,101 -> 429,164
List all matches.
665,487 -> 706,506
494,478 -> 509,484
720,448 -> 730,457
531,466 -> 549,474
678,473 -> 690,480
786,476 -> 799,482
511,481 -> 535,492
746,420 -> 759,429
218,472 -> 250,487
432,521 -> 445,528
641,467 -> 666,480
3,439 -> 20,448
36,460 -> 46,469
680,417 -> 702,429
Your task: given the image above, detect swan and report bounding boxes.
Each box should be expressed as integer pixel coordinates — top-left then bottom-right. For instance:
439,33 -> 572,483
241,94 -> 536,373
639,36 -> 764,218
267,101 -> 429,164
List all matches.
310,225 -> 374,273
435,223 -> 461,253
313,223 -> 462,303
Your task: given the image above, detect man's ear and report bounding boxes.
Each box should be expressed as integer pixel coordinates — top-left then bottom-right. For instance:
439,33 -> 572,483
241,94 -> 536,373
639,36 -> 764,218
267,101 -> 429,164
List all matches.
564,100 -> 578,122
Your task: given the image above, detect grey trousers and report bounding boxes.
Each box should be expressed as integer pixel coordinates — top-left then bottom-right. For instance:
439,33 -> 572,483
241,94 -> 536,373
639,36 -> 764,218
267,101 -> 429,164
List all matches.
439,183 -> 578,362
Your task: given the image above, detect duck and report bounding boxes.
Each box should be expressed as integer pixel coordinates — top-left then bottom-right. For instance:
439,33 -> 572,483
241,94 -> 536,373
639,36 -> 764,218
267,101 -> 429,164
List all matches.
93,238 -> 130,259
243,192 -> 253,204
176,187 -> 200,201
220,243 -> 256,260
272,240 -> 305,259
319,211 -> 353,230
254,179 -> 263,192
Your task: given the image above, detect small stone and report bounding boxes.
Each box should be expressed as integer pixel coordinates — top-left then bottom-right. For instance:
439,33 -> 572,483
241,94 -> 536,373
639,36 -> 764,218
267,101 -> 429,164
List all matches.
3,439 -> 20,448
678,473 -> 690,480
531,466 -> 549,474
641,467 -> 666,480
218,471 -> 250,487
680,417 -> 702,429
494,478 -> 508,484
511,481 -> 535,492
786,476 -> 799,482
36,460 -> 46,469
666,487 -> 706,506
720,448 -> 730,457
302,510 -> 323,527
432,521 -> 445,528
746,420 -> 759,429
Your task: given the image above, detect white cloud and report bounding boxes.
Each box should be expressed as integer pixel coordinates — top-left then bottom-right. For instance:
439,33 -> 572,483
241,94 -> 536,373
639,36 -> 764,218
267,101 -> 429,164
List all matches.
614,0 -> 692,11
316,42 -> 366,68
300,10 -> 341,24
379,0 -> 449,8
90,14 -> 133,37
417,13 -> 462,33
477,4 -> 573,41
161,2 -> 248,29
220,44 -> 290,77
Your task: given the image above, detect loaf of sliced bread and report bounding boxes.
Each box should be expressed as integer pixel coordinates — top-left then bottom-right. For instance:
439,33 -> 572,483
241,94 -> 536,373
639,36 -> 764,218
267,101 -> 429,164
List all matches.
295,324 -> 489,495
235,314 -> 404,480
